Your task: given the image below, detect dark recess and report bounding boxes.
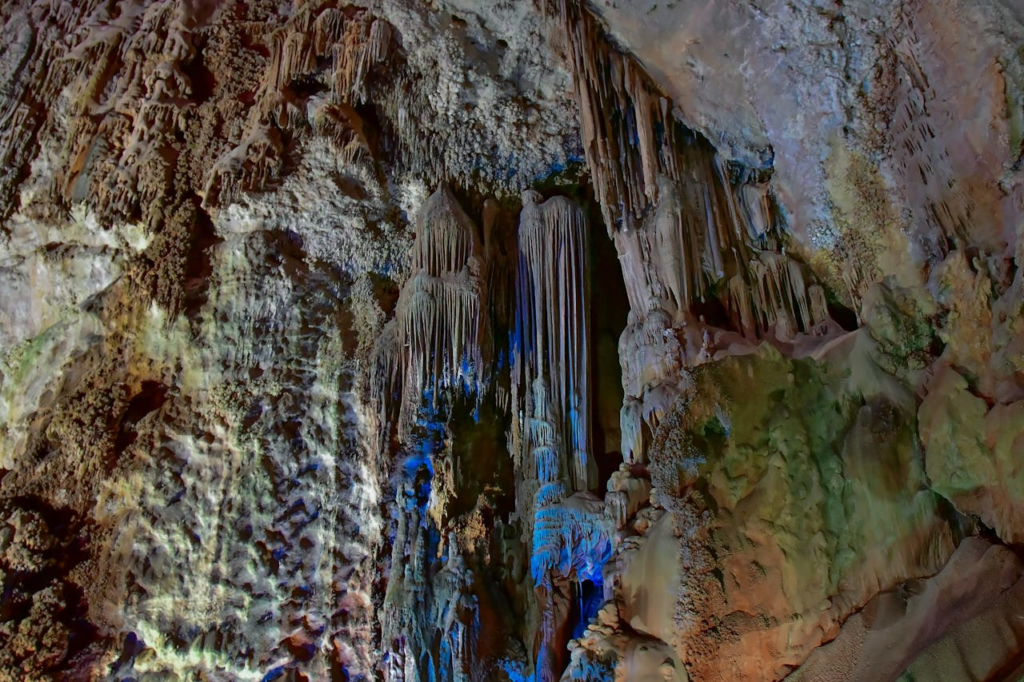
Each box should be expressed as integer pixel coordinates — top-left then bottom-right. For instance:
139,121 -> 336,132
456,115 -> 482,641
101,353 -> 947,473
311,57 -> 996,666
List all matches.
113,381 -> 168,462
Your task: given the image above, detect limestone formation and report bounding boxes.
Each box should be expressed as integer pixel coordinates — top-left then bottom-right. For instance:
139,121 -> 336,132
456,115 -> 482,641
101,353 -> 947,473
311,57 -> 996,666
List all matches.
0,0 -> 1022,680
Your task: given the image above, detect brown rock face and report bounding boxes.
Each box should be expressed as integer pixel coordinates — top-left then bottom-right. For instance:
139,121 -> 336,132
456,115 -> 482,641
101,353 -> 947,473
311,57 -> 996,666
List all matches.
589,0 -> 1024,307
790,537 -> 1024,682
920,367 -> 1024,544
1,0 -> 1023,681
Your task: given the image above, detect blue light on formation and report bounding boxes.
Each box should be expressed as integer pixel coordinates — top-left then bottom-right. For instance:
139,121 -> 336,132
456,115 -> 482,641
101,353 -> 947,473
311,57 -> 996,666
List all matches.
261,665 -> 286,682
508,328 -> 521,358
534,161 -> 565,182
570,578 -> 604,640
500,654 -> 537,682
505,153 -> 519,180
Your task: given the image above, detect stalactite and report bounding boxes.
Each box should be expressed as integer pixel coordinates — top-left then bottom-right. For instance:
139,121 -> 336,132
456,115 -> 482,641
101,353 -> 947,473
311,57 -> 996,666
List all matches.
554,0 -> 839,467
385,185 -> 489,438
0,1 -> 203,224
740,249 -> 819,338
309,100 -> 373,164
370,321 -> 402,463
370,185 -> 497,681
513,189 -> 593,493
556,0 -> 827,335
331,17 -> 391,104
201,128 -> 284,208
202,6 -> 392,210
728,275 -> 758,340
505,189 -> 607,682
809,284 -> 830,335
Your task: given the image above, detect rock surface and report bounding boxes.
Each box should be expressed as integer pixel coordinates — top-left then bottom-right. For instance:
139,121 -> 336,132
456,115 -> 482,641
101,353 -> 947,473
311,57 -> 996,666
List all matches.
0,0 -> 1021,680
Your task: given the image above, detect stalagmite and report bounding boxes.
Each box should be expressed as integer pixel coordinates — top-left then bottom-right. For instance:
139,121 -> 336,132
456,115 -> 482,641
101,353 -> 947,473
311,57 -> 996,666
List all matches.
434,535 -> 480,682
531,493 -> 613,588
604,466 -> 652,530
617,306 -> 687,463
530,378 -> 567,510
619,397 -> 645,466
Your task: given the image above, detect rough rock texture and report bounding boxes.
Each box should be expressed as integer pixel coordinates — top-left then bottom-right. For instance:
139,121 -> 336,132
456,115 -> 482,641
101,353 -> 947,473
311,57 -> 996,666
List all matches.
590,0 -> 1024,309
0,0 -> 1022,681
790,537 -> 1024,682
642,344 -> 961,681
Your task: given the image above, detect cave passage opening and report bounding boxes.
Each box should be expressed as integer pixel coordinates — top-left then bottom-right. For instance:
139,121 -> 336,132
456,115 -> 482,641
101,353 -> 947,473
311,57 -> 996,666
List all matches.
569,578 -> 605,640
586,194 -> 630,496
528,175 -> 631,498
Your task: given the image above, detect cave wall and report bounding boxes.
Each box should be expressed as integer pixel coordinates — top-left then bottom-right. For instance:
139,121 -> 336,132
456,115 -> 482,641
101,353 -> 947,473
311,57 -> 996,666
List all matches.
0,0 -> 1022,680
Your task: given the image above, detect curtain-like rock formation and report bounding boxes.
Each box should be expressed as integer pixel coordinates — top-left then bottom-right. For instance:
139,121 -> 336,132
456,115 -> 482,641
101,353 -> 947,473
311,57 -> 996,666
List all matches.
551,0 -> 839,479
508,190 -> 612,681
512,189 -> 592,492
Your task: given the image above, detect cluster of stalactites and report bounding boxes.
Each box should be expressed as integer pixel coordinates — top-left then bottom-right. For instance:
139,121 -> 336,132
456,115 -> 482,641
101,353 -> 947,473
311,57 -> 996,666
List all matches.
556,0 -> 830,344
374,189 -> 491,679
612,154 -> 829,342
263,8 -> 391,120
555,0 -> 674,233
0,1 -> 199,224
373,186 -> 489,442
556,0 -> 779,241
410,186 -> 484,278
513,190 -> 594,494
730,252 -> 831,341
203,7 -> 391,207
552,0 -> 835,471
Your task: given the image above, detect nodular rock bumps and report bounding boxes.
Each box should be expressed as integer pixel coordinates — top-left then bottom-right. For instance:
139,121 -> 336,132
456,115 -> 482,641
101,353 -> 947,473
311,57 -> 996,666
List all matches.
0,0 -> 1023,680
